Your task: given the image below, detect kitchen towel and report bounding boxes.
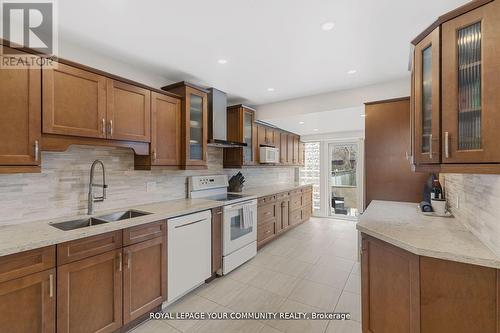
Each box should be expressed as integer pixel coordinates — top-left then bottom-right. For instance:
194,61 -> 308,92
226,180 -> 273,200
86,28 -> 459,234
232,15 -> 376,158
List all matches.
242,205 -> 253,229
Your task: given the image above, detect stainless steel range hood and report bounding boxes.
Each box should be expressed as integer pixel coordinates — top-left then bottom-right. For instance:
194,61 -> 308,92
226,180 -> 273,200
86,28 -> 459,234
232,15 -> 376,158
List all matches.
207,88 -> 247,148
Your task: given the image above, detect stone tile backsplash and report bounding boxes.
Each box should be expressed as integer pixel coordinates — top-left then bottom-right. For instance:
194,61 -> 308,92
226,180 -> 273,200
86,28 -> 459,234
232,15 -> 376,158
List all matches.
442,173 -> 500,257
0,146 -> 296,225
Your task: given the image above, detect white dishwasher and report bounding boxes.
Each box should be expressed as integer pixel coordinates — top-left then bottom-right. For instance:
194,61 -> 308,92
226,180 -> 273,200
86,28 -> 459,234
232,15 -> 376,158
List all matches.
167,210 -> 212,303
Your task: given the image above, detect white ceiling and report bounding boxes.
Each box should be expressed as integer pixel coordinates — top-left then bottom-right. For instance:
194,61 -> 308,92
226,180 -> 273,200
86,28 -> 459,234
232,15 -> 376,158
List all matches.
57,0 -> 469,106
267,106 -> 365,136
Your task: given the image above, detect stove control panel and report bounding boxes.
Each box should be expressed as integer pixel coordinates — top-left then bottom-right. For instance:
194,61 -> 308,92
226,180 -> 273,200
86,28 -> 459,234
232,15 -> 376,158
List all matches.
189,175 -> 229,192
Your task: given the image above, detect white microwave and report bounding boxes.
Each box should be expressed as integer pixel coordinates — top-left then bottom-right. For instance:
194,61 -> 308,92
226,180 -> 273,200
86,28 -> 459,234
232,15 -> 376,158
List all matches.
260,147 -> 280,163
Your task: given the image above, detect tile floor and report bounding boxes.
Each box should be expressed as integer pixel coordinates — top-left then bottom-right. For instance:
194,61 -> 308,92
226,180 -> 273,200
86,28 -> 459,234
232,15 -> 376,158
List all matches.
131,217 -> 362,333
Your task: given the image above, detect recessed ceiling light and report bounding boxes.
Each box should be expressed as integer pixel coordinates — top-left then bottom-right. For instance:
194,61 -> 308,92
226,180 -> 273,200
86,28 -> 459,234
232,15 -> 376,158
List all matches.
217,59 -> 228,64
299,121 -> 305,125
347,70 -> 357,75
267,88 -> 275,92
321,21 -> 335,31
313,128 -> 319,131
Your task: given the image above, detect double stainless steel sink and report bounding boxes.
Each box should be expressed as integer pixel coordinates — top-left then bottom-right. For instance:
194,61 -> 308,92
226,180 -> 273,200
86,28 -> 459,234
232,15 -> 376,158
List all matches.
50,210 -> 151,231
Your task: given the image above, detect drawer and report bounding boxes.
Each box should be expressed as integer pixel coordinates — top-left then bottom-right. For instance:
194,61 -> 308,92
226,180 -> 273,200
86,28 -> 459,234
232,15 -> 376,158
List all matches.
289,189 -> 301,196
290,194 -> 302,211
257,221 -> 275,243
258,203 -> 276,222
123,220 -> 166,246
0,246 -> 55,283
276,192 -> 290,200
258,194 -> 277,206
57,231 -> 122,265
289,209 -> 302,226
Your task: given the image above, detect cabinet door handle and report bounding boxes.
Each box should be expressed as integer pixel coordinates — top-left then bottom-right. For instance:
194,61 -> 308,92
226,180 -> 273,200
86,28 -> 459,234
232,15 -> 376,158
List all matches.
102,118 -> 106,136
429,134 -> 433,159
49,274 -> 54,298
152,150 -> 157,161
34,140 -> 39,162
445,132 -> 450,159
117,252 -> 122,272
125,252 -> 131,269
109,120 -> 114,136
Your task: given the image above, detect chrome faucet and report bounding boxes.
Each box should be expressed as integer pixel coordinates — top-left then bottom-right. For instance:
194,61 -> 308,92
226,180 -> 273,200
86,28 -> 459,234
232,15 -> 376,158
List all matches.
88,160 -> 107,215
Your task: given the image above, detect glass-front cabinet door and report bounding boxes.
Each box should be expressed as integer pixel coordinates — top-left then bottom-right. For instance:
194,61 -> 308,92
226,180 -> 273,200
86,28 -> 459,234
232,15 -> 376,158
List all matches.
414,27 -> 440,164
442,1 -> 500,163
242,109 -> 255,164
185,88 -> 207,165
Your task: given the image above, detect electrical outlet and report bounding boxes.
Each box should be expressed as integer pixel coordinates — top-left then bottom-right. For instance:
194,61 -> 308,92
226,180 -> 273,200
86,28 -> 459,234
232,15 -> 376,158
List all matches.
146,182 -> 157,193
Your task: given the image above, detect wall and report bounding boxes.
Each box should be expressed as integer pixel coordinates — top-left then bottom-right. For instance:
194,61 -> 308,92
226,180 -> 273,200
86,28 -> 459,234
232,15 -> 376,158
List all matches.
0,146 -> 296,226
442,173 -> 500,257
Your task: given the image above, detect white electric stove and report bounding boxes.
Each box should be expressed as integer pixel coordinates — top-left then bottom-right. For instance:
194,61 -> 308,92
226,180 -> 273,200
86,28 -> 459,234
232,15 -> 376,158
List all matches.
188,175 -> 257,275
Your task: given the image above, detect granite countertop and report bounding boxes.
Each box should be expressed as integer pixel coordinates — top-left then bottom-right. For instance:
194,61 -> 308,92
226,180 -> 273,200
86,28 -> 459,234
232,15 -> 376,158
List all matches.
232,183 -> 313,197
0,183 -> 311,257
357,200 -> 500,269
0,198 -> 224,257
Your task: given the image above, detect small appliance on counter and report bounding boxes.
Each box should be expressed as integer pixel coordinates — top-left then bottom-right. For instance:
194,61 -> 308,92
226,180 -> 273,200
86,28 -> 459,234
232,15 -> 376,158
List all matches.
228,172 -> 245,192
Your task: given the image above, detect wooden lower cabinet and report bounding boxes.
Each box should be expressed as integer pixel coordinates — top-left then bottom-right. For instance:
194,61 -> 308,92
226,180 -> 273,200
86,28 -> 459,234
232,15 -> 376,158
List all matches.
289,209 -> 302,226
211,207 -> 223,275
123,236 -> 166,324
257,187 -> 313,248
0,269 -> 56,333
57,249 -> 123,333
361,235 -> 420,333
280,200 -> 290,230
362,234 -> 500,333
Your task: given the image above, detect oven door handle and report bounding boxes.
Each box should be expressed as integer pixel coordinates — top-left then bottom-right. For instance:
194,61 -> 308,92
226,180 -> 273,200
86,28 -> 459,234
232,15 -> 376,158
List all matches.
225,201 -> 256,211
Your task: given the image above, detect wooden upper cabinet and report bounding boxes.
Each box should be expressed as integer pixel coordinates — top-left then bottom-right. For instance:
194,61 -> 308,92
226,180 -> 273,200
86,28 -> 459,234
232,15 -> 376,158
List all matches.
442,0 -> 500,163
162,82 -> 208,168
0,48 -> 41,167
57,249 -> 123,333
106,80 -> 151,142
43,63 -> 107,139
265,127 -> 275,146
293,135 -> 300,165
256,124 -> 266,162
224,105 -> 256,167
0,269 -> 56,333
151,93 -> 181,166
286,133 -> 294,164
298,141 -> 305,166
280,132 -> 288,164
43,63 -> 152,144
414,28 -> 441,165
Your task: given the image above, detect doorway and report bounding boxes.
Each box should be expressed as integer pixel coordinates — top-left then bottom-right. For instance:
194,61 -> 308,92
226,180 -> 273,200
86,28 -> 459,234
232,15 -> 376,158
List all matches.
328,142 -> 361,219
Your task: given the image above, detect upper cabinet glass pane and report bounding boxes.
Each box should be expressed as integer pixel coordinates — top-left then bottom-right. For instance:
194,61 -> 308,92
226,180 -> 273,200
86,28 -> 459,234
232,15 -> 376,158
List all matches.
243,111 -> 253,162
457,22 -> 482,150
189,94 -> 203,160
421,45 -> 432,153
